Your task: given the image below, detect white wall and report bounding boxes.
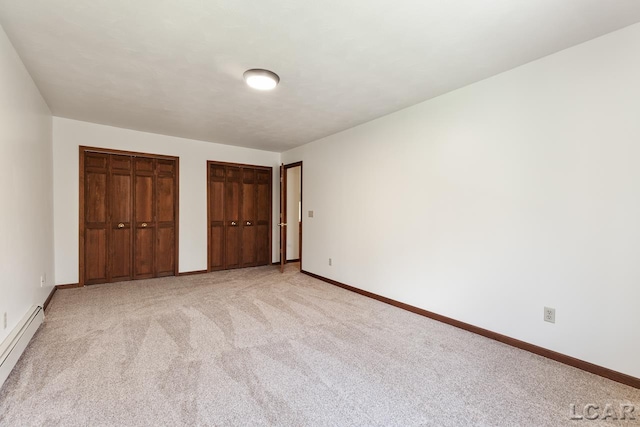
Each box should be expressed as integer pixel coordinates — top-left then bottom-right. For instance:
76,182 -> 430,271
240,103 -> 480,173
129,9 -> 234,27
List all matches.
53,118 -> 280,284
0,25 -> 54,344
286,166 -> 301,260
282,23 -> 640,378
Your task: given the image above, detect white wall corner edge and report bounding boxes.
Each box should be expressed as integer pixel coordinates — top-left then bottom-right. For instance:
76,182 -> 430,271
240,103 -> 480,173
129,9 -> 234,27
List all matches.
0,305 -> 44,389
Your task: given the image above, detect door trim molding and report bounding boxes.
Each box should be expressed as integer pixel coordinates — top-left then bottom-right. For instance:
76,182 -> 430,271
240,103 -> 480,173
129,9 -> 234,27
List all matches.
301,270 -> 640,389
79,146 -> 180,287
279,164 -> 285,273
282,161 -> 303,269
80,146 -> 178,160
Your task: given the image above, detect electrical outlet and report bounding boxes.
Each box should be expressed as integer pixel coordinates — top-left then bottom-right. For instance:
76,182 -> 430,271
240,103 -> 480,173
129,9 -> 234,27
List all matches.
3,312 -> 6,330
328,258 -> 332,266
308,210 -> 314,218
544,307 -> 556,323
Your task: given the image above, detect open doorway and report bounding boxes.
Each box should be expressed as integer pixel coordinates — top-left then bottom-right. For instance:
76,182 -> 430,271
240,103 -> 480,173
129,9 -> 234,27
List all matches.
279,162 -> 302,272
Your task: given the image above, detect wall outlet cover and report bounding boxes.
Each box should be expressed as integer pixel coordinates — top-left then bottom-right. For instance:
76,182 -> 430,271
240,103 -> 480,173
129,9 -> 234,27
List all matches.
544,307 -> 556,323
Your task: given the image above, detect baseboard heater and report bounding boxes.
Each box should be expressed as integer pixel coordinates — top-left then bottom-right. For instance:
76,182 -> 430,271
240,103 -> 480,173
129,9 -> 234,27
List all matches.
0,305 -> 44,388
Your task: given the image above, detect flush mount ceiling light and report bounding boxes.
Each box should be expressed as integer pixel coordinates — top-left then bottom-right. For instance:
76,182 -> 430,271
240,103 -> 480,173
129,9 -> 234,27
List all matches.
243,69 -> 280,91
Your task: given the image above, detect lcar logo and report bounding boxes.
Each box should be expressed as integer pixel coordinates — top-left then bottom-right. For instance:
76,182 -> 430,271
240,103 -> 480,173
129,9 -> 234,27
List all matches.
569,403 -> 636,421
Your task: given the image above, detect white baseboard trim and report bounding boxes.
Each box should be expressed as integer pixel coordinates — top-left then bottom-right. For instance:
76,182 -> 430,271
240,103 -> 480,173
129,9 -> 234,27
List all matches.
0,305 -> 44,388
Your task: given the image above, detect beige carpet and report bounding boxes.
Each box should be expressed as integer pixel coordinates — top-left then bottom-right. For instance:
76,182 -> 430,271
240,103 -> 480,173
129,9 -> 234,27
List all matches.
1,264 -> 638,426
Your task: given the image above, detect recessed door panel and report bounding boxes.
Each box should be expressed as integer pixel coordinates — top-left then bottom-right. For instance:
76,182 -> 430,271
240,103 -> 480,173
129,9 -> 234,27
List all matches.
157,227 -> 174,276
110,226 -> 131,281
111,155 -> 132,171
85,154 -> 107,169
242,225 -> 256,267
225,226 -> 240,268
85,172 -> 107,223
135,157 -> 154,172
256,174 -> 270,223
135,175 -> 154,223
242,182 -> 255,221
210,226 -> 224,270
210,181 -> 224,221
85,228 -> 107,283
157,176 -> 174,222
110,173 -> 131,223
157,160 -> 175,175
225,168 -> 240,220
256,224 -> 269,265
135,228 -> 154,277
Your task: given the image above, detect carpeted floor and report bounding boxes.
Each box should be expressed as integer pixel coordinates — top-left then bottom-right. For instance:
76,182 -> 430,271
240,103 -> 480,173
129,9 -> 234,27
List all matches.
1,264 -> 638,426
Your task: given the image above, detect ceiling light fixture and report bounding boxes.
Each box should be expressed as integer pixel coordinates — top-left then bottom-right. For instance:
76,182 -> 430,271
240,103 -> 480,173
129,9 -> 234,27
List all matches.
243,69 -> 280,91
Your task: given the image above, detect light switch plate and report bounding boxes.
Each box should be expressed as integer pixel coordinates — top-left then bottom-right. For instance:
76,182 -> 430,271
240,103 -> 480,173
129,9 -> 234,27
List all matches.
308,210 -> 314,218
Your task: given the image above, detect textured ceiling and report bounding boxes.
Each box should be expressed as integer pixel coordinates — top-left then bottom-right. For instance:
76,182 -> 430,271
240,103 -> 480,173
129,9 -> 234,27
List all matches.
1,1 -> 640,152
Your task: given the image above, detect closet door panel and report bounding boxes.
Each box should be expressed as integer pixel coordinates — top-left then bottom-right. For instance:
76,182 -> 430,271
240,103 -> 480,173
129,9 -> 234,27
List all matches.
241,168 -> 257,267
209,164 -> 225,270
109,160 -> 132,282
84,153 -> 109,284
224,166 -> 241,269
134,159 -> 155,278
207,162 -> 271,272
156,160 -> 176,276
81,149 -> 178,286
255,169 -> 271,266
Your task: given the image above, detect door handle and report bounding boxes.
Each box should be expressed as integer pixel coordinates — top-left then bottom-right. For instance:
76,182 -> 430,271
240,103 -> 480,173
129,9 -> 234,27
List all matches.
231,221 -> 237,226
118,223 -> 125,228
141,223 -> 148,228
278,223 -> 287,226
246,221 -> 252,226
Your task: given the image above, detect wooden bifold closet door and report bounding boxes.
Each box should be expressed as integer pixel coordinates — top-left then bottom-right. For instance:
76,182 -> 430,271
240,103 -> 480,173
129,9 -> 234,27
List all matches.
208,161 -> 272,271
80,148 -> 178,286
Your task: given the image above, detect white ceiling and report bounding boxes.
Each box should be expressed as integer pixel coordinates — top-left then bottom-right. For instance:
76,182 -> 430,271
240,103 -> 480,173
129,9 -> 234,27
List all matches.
1,1 -> 640,152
